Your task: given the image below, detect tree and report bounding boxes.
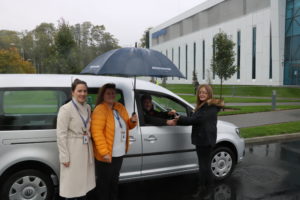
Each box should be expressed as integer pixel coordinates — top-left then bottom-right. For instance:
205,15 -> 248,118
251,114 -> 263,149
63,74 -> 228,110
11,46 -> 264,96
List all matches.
0,30 -> 21,49
192,70 -> 199,94
30,23 -> 56,73
211,31 -> 236,99
1,20 -> 120,74
139,27 -> 152,48
52,19 -> 78,74
0,48 -> 36,73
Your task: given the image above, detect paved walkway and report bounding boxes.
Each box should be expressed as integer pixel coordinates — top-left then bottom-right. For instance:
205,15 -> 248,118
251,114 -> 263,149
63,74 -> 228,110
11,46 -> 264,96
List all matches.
219,109 -> 300,128
177,93 -> 300,101
226,102 -> 300,106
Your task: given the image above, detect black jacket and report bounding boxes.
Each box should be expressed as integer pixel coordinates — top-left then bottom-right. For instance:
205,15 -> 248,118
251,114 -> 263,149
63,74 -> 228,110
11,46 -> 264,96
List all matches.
143,109 -> 169,126
178,99 -> 223,147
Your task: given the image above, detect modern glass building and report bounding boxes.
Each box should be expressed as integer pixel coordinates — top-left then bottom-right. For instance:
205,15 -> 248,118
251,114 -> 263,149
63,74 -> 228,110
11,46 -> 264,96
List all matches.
150,0 -> 299,85
285,0 -> 300,85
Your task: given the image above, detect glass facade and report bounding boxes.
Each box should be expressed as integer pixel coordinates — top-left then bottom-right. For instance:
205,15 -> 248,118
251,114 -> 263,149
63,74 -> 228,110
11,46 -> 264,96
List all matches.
284,0 -> 300,85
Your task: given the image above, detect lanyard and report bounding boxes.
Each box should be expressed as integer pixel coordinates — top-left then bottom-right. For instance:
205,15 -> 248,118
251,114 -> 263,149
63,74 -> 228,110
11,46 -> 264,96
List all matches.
113,110 -> 123,129
72,100 -> 89,129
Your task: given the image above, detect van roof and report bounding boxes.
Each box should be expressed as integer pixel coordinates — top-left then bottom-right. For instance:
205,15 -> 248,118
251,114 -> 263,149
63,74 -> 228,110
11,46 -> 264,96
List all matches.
0,74 -> 193,109
0,74 -> 171,94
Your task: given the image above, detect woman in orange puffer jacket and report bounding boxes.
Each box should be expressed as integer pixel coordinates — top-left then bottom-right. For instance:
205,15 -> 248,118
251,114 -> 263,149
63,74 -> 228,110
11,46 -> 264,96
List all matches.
91,83 -> 137,200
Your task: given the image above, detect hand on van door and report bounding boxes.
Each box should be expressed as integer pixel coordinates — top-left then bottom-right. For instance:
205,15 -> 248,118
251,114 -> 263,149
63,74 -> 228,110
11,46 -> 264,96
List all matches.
166,119 -> 177,126
130,114 -> 138,123
63,162 -> 70,167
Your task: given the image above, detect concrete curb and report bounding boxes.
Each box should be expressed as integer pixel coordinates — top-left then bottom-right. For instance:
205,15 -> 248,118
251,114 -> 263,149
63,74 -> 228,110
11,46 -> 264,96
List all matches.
245,132 -> 300,145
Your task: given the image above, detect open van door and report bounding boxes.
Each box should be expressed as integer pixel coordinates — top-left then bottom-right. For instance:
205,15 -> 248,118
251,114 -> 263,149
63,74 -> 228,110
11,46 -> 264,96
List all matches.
136,91 -> 198,177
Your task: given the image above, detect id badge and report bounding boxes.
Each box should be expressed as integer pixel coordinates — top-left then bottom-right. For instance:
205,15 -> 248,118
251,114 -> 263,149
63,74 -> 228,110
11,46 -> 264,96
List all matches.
83,135 -> 89,144
121,131 -> 126,142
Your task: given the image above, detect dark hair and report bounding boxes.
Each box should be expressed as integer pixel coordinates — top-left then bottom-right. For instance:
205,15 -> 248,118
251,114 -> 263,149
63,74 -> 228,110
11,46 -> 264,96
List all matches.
95,83 -> 116,106
71,79 -> 87,92
141,94 -> 152,103
195,84 -> 213,110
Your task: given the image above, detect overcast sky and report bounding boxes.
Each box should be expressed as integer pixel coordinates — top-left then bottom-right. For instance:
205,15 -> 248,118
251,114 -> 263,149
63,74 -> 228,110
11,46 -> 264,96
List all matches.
0,0 -> 207,46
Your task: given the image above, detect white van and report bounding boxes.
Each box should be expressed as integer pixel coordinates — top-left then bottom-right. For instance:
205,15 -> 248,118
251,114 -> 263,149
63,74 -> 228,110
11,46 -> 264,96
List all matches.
0,74 -> 244,200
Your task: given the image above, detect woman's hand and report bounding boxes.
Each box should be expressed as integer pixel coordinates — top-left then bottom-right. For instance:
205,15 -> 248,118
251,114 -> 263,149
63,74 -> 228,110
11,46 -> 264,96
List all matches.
63,162 -> 70,167
103,154 -> 112,162
168,109 -> 177,116
166,119 -> 177,126
131,113 -> 138,123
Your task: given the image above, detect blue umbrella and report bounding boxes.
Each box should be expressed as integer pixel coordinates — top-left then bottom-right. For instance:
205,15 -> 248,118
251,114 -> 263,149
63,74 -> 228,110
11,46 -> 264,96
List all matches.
80,47 -> 185,113
81,47 -> 185,78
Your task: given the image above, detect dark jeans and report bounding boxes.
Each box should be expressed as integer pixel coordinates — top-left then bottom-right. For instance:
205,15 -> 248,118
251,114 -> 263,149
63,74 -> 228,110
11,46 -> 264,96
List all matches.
95,157 -> 123,200
196,145 -> 213,187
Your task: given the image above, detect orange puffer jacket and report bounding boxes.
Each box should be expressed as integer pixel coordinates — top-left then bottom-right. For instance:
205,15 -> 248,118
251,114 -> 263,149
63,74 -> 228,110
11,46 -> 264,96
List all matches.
91,102 -> 137,162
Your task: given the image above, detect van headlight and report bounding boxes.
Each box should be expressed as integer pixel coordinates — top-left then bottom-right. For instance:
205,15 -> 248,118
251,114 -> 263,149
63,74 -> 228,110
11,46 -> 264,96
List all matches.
235,128 -> 241,137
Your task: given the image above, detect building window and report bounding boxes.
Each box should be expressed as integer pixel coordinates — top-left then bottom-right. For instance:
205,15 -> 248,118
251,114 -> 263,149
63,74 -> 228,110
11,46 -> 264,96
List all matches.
269,25 -> 272,79
186,44 -> 188,79
252,27 -> 256,79
237,30 -> 241,79
172,48 -> 174,80
193,42 -> 196,72
178,46 -> 181,79
202,40 -> 205,80
212,37 -> 216,80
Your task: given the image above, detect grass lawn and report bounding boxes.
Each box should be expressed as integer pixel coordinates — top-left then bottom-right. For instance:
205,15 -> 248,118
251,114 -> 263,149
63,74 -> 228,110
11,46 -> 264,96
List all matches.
179,95 -> 300,104
219,105 -> 300,116
240,121 -> 300,138
165,84 -> 300,98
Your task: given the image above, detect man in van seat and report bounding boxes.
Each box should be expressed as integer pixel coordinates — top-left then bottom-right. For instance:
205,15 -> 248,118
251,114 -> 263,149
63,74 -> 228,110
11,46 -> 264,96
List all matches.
141,94 -> 177,126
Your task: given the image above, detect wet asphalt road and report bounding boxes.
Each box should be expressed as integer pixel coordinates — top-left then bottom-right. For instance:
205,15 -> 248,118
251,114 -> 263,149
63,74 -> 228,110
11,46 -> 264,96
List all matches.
56,139 -> 300,200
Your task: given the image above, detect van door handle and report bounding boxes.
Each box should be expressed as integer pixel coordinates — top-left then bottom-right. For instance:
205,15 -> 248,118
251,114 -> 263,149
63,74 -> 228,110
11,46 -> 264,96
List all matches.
144,135 -> 158,142
129,136 -> 136,142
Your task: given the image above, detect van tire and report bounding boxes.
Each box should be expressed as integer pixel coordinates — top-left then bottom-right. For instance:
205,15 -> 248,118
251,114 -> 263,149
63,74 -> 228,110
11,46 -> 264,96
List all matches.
1,169 -> 54,200
210,146 -> 236,181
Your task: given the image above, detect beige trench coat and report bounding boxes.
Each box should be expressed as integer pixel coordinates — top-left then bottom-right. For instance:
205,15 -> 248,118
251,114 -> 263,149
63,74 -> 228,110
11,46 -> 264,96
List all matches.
56,99 -> 95,198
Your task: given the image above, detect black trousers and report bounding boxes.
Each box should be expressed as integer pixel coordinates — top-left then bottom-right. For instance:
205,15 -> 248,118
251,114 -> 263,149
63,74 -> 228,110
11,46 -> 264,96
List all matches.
196,145 -> 213,187
95,157 -> 123,200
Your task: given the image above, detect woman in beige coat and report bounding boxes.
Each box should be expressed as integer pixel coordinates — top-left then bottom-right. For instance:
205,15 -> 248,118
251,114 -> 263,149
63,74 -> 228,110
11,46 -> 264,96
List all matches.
56,79 -> 95,199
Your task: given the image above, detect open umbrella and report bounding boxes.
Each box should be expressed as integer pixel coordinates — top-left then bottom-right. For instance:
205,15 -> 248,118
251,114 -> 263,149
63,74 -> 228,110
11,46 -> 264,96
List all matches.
80,47 -> 185,113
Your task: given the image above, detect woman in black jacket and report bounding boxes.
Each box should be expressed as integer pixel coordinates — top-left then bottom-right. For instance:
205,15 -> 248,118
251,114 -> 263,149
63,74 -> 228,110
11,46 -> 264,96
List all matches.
176,84 -> 224,193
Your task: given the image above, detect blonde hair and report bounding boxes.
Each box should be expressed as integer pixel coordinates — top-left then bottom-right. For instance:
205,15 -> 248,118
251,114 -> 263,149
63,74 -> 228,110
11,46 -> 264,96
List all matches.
195,84 -> 213,110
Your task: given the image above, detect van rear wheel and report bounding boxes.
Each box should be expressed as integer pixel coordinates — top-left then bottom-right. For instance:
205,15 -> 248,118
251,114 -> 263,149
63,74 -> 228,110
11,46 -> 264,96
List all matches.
1,169 -> 54,200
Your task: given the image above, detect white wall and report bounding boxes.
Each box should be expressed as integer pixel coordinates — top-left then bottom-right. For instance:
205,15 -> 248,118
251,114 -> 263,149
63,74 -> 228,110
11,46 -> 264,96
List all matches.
150,0 -> 284,86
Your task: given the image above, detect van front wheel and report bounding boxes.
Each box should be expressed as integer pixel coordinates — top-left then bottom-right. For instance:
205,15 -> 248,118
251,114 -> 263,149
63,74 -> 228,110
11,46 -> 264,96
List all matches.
1,169 -> 54,200
210,146 -> 236,181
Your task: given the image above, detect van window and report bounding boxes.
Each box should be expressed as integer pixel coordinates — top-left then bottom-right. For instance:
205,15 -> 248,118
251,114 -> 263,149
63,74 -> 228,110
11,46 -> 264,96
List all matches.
87,88 -> 124,110
0,89 -> 67,130
137,92 -> 189,126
